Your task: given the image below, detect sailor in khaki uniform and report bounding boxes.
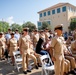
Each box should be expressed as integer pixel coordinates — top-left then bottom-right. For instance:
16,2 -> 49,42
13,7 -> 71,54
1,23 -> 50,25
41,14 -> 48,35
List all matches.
28,43 -> 41,69
0,32 -> 4,59
71,40 -> 76,54
33,29 -> 39,48
39,30 -> 45,42
19,28 -> 31,74
50,25 -> 65,75
66,36 -> 72,46
7,32 -> 18,65
2,32 -> 6,58
44,28 -> 50,41
64,59 -> 70,74
65,55 -> 76,74
64,44 -> 76,74
73,29 -> 76,40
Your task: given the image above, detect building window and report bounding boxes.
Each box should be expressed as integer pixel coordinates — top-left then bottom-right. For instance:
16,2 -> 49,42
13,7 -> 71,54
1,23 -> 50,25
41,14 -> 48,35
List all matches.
44,12 -> 46,16
71,8 -> 74,12
48,11 -> 50,15
68,7 -> 70,11
52,9 -> 55,14
73,9 -> 75,12
69,7 -> 71,11
75,9 -> 76,12
72,8 -> 74,12
57,8 -> 60,13
40,13 -> 42,17
71,7 -> 72,12
38,22 -> 42,27
47,21 -> 51,25
62,6 -> 66,12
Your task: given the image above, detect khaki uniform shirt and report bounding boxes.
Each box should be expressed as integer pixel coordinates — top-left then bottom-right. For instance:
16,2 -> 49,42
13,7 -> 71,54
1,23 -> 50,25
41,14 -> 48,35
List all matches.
73,31 -> 76,40
0,38 -> 3,49
1,37 -> 6,51
8,38 -> 17,56
71,40 -> 76,54
19,35 -> 30,53
50,36 -> 65,57
33,33 -> 39,47
66,39 -> 71,46
45,32 -> 50,40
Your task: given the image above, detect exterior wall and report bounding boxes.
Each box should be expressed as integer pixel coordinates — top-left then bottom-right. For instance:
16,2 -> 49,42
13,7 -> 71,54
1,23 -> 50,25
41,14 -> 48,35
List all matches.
67,4 -> 76,27
38,3 -> 76,32
50,12 -> 67,32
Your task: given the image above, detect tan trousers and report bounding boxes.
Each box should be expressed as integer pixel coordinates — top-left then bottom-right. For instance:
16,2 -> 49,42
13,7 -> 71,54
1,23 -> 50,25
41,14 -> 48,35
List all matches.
0,48 -> 2,59
72,54 -> 76,59
33,42 -> 37,49
65,56 -> 76,70
54,55 -> 64,75
64,59 -> 70,73
22,52 -> 29,71
29,53 -> 41,66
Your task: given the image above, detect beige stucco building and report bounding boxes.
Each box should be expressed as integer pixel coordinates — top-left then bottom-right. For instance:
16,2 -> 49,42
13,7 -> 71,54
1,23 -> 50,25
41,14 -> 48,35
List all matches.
37,3 -> 76,32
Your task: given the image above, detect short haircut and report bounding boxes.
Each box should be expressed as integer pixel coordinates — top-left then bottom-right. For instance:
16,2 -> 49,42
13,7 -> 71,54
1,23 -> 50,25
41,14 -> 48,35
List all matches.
23,28 -> 29,32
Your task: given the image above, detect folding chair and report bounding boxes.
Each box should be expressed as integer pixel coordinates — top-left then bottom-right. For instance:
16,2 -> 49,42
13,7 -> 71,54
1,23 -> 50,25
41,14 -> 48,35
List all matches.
40,54 -> 54,75
13,50 -> 22,72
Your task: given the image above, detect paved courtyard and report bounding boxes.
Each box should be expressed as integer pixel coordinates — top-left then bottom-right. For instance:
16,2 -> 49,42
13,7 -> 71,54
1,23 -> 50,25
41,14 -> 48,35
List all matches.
0,60 -> 42,75
0,60 -> 74,75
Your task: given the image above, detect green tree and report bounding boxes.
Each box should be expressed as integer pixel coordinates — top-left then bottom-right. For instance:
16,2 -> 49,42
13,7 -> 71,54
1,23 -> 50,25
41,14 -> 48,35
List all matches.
22,21 -> 36,32
0,21 -> 10,32
70,20 -> 76,30
41,22 -> 51,30
10,23 -> 22,33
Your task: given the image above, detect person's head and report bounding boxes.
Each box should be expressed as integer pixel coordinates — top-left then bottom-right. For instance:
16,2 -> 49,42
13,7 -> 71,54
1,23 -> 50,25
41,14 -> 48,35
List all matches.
54,24 -> 63,36
8,28 -> 12,33
0,32 -> 3,38
74,28 -> 76,31
45,28 -> 49,32
40,30 -> 44,34
68,36 -> 72,40
49,30 -> 52,34
11,32 -> 15,38
23,28 -> 29,35
34,29 -> 38,34
15,29 -> 19,33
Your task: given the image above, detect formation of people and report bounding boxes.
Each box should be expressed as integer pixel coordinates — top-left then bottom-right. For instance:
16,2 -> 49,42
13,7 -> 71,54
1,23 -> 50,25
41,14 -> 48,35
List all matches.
0,25 -> 76,75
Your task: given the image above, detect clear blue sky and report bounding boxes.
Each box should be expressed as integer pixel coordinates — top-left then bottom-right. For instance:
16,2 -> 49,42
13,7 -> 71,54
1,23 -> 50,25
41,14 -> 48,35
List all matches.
0,0 -> 76,26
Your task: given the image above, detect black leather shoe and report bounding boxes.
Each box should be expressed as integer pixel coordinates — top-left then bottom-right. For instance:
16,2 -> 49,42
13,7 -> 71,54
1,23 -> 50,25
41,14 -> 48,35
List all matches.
38,64 -> 42,67
64,72 -> 68,75
73,70 -> 76,74
27,69 -> 31,72
23,71 -> 27,74
68,71 -> 71,74
38,63 -> 42,67
74,68 -> 76,71
69,70 -> 76,74
35,65 -> 39,69
67,71 -> 72,74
